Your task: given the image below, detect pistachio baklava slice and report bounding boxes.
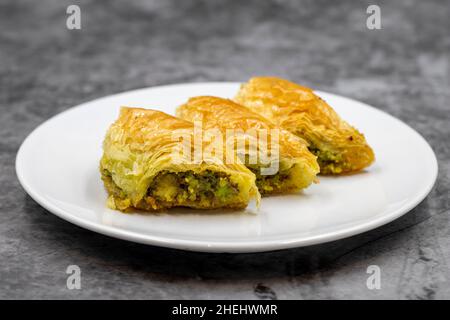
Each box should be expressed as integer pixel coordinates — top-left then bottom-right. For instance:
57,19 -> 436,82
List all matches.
176,96 -> 319,195
235,77 -> 375,174
100,107 -> 259,211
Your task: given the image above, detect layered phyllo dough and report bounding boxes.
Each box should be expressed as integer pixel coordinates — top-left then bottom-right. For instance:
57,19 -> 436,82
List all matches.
176,96 -> 319,195
100,107 -> 259,211
235,77 -> 375,174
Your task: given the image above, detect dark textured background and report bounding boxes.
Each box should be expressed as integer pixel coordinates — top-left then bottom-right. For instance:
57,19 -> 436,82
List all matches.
1,0 -> 449,299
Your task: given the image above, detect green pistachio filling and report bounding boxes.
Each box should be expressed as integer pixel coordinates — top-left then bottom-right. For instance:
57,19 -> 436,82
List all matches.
101,169 -> 240,210
308,145 -> 344,174
147,170 -> 239,205
246,165 -> 290,194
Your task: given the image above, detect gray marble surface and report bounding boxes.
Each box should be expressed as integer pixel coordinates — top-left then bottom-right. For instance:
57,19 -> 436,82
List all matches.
1,0 -> 449,299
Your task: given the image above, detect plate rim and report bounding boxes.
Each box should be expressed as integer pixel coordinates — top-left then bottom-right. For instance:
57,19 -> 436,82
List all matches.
15,82 -> 439,253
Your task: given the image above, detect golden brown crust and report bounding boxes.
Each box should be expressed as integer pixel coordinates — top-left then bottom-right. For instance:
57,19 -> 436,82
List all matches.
177,96 -> 315,160
100,107 -> 259,211
177,96 -> 320,193
108,107 -> 192,153
235,77 -> 375,174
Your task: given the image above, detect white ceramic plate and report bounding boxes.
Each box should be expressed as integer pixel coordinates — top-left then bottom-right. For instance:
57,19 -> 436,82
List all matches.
16,83 -> 438,253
